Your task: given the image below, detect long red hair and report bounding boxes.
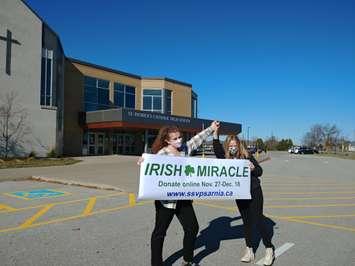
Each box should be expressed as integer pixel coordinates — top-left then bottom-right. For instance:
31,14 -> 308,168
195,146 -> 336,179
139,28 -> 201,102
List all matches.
151,126 -> 181,154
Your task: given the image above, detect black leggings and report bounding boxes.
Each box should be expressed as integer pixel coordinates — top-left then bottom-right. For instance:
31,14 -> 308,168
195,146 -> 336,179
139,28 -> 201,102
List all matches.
151,200 -> 199,266
236,187 -> 273,248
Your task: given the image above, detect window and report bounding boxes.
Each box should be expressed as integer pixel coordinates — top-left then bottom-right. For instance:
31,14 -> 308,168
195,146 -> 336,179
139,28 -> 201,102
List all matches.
40,49 -> 53,106
192,94 -> 198,118
165,90 -> 172,115
143,89 -> 163,113
84,76 -> 110,111
114,83 -> 135,109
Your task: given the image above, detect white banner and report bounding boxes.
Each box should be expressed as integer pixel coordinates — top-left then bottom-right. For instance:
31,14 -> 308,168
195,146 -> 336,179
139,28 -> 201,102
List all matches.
138,153 -> 251,200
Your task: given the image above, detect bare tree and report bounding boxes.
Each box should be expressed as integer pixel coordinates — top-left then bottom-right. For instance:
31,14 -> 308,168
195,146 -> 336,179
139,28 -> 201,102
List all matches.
303,123 -> 341,152
0,91 -> 31,158
322,124 -> 340,152
303,124 -> 324,148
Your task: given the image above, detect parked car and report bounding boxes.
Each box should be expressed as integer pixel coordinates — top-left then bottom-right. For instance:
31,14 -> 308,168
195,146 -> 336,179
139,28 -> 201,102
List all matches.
294,146 -> 314,154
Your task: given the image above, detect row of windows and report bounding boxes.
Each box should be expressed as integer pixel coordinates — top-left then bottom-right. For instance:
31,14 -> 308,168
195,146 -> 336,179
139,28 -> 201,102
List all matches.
84,77 -> 136,111
84,76 -> 176,115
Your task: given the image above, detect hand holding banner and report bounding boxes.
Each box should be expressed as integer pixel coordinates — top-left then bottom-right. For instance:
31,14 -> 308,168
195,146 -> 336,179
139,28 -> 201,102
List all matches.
138,153 -> 251,200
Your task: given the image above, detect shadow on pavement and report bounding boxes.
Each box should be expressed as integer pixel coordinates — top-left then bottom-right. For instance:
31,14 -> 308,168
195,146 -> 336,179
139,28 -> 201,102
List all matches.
164,215 -> 276,265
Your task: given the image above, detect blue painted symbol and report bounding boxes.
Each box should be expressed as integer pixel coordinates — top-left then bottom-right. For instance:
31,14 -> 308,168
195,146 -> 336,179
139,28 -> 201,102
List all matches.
8,189 -> 68,199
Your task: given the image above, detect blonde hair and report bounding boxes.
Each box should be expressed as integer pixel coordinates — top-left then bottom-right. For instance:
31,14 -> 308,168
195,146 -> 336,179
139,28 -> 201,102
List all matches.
223,135 -> 249,159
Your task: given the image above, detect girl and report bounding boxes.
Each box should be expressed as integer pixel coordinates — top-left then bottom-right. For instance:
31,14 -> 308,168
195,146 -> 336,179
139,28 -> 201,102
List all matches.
142,121 -> 219,266
213,129 -> 274,265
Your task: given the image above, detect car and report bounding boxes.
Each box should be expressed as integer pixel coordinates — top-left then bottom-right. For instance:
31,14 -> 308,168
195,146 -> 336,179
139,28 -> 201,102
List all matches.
294,146 -> 314,154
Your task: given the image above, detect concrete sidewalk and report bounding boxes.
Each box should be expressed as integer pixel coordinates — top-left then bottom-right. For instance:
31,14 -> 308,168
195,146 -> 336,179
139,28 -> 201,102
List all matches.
0,155 -> 141,192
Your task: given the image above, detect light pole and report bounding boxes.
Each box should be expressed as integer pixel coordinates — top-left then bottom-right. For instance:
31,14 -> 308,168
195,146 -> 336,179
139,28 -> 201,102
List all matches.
247,126 -> 250,147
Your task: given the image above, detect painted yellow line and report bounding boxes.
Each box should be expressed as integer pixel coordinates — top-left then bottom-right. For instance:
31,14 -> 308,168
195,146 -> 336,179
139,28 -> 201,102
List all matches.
277,214 -> 355,219
82,197 -> 97,216
265,191 -> 355,195
266,203 -> 355,209
19,204 -> 53,228
0,192 -> 126,214
283,217 -> 355,233
0,201 -> 151,234
0,204 -> 17,212
266,196 -> 355,201
128,193 -> 136,207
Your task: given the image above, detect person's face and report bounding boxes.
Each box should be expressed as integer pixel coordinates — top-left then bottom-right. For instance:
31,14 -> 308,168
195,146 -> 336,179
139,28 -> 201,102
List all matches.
228,140 -> 238,155
166,131 -> 182,148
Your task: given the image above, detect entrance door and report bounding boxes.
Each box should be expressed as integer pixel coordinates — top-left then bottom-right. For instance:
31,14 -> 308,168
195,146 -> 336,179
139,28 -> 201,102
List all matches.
112,133 -> 135,154
97,133 -> 105,155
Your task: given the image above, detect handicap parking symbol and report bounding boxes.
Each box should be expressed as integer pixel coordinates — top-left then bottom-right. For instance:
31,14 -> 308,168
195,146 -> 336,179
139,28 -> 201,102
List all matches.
6,189 -> 69,200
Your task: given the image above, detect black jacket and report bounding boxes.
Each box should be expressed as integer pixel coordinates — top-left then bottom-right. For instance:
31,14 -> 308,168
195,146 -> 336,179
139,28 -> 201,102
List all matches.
213,139 -> 263,191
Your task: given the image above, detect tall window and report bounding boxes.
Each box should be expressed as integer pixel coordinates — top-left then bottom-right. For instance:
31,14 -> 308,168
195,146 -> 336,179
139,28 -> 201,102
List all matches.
165,90 -> 172,115
40,49 -> 53,106
192,94 -> 198,118
114,83 -> 135,109
84,76 -> 110,111
143,89 -> 163,113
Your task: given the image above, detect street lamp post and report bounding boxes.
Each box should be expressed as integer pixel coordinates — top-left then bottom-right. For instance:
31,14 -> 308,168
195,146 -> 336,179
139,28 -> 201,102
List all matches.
247,126 -> 250,147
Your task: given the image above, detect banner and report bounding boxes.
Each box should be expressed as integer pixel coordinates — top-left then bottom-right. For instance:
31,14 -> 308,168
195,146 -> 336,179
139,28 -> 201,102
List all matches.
138,153 -> 251,200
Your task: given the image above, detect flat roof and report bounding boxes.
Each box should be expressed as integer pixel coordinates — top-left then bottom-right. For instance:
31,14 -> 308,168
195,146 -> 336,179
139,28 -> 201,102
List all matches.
68,58 -> 192,87
85,108 -> 241,135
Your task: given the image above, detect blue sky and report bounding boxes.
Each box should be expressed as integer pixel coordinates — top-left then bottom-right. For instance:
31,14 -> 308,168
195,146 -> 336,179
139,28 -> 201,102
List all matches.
26,0 -> 355,143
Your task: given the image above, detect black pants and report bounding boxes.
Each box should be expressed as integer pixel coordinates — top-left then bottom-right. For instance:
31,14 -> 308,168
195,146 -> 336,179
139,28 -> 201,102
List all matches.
151,200 -> 199,266
236,186 -> 273,248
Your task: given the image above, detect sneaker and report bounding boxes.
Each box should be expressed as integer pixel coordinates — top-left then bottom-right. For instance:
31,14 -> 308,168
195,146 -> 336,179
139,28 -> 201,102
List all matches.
241,247 -> 254,263
181,260 -> 193,266
263,247 -> 274,266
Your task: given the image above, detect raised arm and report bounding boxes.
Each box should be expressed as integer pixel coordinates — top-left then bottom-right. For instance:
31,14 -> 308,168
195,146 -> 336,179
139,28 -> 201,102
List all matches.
212,127 -> 225,159
186,121 -> 219,155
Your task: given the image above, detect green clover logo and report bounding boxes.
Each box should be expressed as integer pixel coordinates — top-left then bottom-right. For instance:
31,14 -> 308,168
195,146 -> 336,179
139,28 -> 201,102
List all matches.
184,165 -> 195,176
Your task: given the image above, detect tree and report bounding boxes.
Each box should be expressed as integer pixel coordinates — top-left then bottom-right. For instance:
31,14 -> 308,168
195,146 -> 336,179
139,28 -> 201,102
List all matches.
264,135 -> 278,150
322,124 -> 340,152
303,124 -> 323,148
303,123 -> 341,152
277,139 -> 293,151
0,91 -> 31,158
255,138 -> 266,151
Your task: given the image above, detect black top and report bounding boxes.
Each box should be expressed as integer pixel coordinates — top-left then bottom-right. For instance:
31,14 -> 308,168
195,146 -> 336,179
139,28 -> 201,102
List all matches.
213,139 -> 263,191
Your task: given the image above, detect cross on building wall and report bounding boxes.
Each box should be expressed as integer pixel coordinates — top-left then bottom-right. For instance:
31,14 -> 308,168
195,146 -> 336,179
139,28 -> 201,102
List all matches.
0,29 -> 21,75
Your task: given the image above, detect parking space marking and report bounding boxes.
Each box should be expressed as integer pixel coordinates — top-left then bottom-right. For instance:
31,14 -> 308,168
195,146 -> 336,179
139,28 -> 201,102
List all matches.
281,217 -> 355,233
265,203 -> 355,209
0,192 -> 126,214
279,214 -> 355,219
0,192 -> 151,235
256,242 -> 295,265
19,204 -> 53,228
266,191 -> 355,195
0,204 -> 17,212
82,197 -> 97,216
0,201 -> 151,234
128,193 -> 136,206
4,189 -> 70,200
266,196 -> 355,201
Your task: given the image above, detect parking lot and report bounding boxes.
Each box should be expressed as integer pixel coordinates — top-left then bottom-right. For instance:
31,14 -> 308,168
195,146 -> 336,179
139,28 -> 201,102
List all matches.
0,152 -> 354,265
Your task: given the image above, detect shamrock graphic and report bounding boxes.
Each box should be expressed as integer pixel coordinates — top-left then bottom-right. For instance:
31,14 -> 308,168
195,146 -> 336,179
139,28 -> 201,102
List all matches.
184,165 -> 195,176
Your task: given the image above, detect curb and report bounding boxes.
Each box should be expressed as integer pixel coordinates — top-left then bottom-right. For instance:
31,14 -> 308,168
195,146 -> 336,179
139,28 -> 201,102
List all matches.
29,176 -> 125,192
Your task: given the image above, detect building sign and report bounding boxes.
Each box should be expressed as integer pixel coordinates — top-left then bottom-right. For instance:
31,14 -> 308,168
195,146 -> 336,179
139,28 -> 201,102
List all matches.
126,110 -> 191,124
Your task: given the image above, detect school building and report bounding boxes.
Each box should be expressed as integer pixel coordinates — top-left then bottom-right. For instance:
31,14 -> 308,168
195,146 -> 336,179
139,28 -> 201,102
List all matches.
0,0 -> 241,157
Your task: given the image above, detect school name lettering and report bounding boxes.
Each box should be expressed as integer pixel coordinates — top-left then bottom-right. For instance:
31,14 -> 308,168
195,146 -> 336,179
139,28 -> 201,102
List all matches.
145,163 -> 249,178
